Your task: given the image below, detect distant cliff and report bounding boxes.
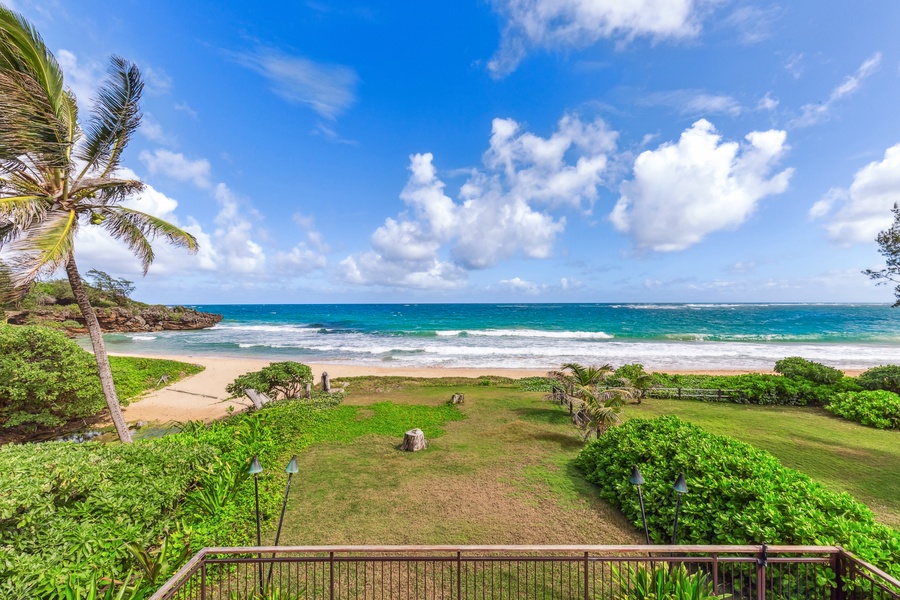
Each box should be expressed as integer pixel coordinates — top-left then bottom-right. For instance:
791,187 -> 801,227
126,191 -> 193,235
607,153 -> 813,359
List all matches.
6,305 -> 222,334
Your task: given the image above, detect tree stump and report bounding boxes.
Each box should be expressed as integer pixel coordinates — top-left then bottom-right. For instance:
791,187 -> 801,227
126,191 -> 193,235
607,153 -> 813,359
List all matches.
450,393 -> 465,405
322,371 -> 331,393
305,382 -> 312,399
400,428 -> 427,452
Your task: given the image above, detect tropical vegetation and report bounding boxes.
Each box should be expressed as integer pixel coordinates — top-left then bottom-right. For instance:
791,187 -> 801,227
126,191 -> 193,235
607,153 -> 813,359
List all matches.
826,390 -> 900,429
0,323 -> 201,437
575,416 -> 900,578
0,8 -> 198,442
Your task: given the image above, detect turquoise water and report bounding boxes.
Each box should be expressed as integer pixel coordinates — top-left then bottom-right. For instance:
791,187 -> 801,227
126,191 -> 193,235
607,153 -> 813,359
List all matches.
100,303 -> 900,371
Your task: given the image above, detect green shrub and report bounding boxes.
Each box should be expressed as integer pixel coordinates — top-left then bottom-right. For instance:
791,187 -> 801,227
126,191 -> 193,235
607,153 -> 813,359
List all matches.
0,324 -> 104,428
857,365 -> 900,394
226,361 -> 314,399
650,371 -> 851,406
775,356 -> 844,384
0,439 -> 216,595
574,416 -> 900,578
519,376 -> 555,392
826,390 -> 900,429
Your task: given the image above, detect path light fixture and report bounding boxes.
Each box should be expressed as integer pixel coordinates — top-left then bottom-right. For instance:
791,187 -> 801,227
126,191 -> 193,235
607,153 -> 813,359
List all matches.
267,455 -> 300,588
671,472 -> 688,545
248,455 -> 264,594
629,465 -> 651,544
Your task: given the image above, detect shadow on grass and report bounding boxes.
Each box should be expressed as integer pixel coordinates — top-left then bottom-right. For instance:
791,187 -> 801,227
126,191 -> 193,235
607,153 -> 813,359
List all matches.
515,406 -> 571,425
530,431 -> 584,450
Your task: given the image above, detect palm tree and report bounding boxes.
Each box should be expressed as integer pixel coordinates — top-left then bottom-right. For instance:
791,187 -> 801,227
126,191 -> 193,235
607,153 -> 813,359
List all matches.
0,8 -> 198,442
575,387 -> 632,439
546,362 -> 613,412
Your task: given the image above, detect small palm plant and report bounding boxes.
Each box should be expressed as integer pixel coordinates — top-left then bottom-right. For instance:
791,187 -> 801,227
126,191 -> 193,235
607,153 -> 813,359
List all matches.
0,8 -> 198,442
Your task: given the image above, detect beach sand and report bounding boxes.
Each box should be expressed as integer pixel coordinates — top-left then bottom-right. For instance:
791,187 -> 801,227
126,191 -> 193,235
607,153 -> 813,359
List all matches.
115,353 -> 865,425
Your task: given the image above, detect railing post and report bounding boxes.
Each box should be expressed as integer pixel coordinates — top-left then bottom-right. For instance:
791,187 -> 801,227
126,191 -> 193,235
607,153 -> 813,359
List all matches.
831,549 -> 844,600
756,543 -> 768,600
584,552 -> 590,600
200,562 -> 207,600
712,553 -> 719,596
330,551 -> 335,600
457,551 -> 462,600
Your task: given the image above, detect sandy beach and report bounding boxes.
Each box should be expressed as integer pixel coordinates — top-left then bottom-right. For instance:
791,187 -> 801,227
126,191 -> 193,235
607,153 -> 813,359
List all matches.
114,352 -> 867,426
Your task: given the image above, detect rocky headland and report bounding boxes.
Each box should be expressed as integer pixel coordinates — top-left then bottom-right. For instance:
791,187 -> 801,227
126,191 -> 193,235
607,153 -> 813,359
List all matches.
6,305 -> 222,334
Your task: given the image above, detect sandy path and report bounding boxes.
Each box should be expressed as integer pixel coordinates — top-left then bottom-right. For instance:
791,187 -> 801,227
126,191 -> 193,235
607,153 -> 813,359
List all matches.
115,353 -> 865,425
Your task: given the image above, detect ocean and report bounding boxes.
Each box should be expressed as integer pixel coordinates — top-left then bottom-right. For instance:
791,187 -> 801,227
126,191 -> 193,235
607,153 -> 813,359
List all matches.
96,303 -> 900,371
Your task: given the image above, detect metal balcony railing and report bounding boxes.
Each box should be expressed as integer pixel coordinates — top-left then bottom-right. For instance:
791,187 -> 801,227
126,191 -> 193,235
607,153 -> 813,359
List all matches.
150,544 -> 900,600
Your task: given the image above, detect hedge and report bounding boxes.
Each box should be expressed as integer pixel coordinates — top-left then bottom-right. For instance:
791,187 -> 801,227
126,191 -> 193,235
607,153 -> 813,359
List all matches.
826,390 -> 900,429
574,416 -> 900,578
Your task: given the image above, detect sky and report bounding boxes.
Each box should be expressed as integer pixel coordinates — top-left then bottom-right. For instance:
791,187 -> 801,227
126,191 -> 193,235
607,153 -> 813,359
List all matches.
9,0 -> 900,304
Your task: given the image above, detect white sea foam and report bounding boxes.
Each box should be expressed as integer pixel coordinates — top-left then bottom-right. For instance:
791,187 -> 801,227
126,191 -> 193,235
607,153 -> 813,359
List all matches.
434,329 -> 613,339
127,334 -> 157,341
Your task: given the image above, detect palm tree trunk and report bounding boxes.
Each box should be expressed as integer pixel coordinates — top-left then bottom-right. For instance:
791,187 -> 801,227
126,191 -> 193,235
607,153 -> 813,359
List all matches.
65,254 -> 133,443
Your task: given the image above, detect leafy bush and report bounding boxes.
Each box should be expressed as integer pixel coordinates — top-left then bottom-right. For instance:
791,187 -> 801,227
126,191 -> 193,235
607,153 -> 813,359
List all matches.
857,365 -> 900,394
574,416 -> 900,578
774,356 -> 844,384
0,324 -> 104,428
518,376 -> 555,392
826,390 -> 900,429
226,361 -> 314,399
650,371 -> 853,406
0,439 -> 216,596
614,564 -> 722,600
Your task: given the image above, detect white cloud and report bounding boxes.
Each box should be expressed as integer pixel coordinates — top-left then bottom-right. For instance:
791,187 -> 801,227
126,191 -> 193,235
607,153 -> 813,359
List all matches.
57,49 -> 103,110
792,52 -> 882,127
142,66 -> 173,95
212,184 -> 266,273
723,5 -> 780,44
642,90 -> 742,116
784,53 -> 804,79
341,114 -> 615,289
274,214 -> 329,273
174,102 -> 198,119
757,93 -> 778,111
488,0 -> 708,76
498,277 -> 542,294
810,143 -> 900,245
611,119 -> 793,251
139,149 -> 212,188
230,47 -> 358,119
139,114 -> 176,146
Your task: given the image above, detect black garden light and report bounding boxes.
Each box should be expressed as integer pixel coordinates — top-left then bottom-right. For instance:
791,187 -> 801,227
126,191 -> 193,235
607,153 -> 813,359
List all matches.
671,472 -> 688,545
248,455 -> 264,594
629,465 -> 651,544
267,455 -> 300,588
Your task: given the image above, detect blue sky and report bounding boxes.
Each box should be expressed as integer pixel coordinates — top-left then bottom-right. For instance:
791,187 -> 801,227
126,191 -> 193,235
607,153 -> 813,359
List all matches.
12,0 -> 900,303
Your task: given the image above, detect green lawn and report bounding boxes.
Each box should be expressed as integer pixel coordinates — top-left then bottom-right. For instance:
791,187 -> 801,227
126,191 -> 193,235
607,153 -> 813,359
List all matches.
274,378 -> 900,546
628,398 -> 900,528
277,381 -> 641,546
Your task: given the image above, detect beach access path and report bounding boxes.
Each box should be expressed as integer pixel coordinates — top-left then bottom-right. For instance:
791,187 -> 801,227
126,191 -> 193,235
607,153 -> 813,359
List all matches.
113,353 -> 864,426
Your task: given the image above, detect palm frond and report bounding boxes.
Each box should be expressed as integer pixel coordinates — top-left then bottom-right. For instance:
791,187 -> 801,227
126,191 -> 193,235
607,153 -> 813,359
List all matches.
115,208 -> 198,251
98,209 -> 154,273
0,7 -> 76,167
100,207 -> 198,274
6,208 -> 76,291
76,56 -> 142,177
73,176 -> 144,205
0,194 -> 48,227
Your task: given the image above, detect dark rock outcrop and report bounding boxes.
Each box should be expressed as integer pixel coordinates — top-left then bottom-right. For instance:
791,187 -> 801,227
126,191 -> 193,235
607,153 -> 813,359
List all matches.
6,305 -> 222,334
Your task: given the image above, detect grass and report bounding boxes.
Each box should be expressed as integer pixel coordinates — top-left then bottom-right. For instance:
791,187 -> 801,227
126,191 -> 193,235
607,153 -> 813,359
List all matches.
277,379 -> 641,546
272,378 -> 900,548
109,355 -> 204,402
628,397 -> 900,528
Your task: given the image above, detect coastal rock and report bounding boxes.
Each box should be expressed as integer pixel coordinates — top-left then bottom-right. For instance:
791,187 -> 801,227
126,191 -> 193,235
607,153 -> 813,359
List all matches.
7,305 -> 223,334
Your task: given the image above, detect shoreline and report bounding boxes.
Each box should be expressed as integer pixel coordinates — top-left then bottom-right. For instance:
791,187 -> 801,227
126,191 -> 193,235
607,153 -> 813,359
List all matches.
113,352 -> 866,425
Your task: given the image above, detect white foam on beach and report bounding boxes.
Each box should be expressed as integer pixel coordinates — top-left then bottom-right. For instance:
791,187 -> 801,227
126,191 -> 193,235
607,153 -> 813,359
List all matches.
127,334 -> 158,341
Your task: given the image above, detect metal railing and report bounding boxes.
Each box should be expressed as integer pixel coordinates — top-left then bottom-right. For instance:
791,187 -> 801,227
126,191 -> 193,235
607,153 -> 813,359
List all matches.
150,544 -> 900,600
